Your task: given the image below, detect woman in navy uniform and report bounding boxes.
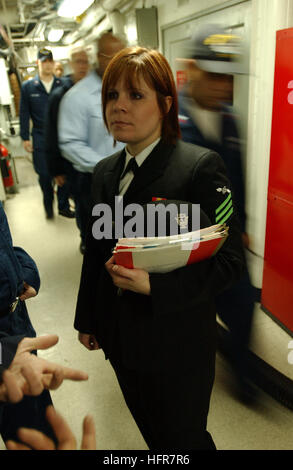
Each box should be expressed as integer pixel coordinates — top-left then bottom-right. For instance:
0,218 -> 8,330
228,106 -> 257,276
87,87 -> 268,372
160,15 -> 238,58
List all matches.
19,48 -> 73,219
74,47 -> 245,449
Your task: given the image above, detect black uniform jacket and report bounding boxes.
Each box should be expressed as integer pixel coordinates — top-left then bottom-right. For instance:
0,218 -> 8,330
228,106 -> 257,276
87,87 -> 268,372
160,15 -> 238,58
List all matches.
74,139 -> 245,373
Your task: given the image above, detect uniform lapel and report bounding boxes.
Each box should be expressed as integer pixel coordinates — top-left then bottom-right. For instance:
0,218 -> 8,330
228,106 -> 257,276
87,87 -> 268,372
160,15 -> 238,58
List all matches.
103,149 -> 126,205
34,75 -> 61,95
101,140 -> 174,206
51,76 -> 62,92
34,75 -> 45,93
123,140 -> 174,203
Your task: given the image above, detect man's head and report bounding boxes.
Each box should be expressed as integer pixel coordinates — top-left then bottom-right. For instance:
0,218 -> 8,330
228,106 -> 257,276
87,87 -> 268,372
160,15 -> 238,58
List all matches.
54,61 -> 64,77
184,24 -> 243,110
186,64 -> 234,111
70,47 -> 90,82
37,48 -> 54,77
96,32 -> 126,77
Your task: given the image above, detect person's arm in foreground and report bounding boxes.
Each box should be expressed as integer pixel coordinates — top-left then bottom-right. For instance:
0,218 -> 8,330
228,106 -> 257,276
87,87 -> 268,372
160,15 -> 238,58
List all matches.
0,334 -> 88,403
6,405 -> 96,450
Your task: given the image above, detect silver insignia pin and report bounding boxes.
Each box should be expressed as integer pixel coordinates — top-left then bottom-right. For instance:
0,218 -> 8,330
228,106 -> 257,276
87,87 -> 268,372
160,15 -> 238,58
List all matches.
216,186 -> 231,194
175,214 -> 189,229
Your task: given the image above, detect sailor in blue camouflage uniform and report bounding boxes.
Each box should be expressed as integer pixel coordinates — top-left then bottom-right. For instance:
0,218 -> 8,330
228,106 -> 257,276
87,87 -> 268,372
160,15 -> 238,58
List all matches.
0,201 -> 56,443
178,24 -> 256,401
19,48 -> 73,219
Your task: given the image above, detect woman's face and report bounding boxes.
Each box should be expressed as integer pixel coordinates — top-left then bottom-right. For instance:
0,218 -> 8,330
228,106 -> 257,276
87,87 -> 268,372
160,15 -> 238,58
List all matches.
105,74 -> 166,156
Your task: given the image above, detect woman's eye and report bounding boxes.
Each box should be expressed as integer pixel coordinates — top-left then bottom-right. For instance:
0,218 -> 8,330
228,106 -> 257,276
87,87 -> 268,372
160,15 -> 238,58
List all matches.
108,91 -> 118,100
131,92 -> 143,100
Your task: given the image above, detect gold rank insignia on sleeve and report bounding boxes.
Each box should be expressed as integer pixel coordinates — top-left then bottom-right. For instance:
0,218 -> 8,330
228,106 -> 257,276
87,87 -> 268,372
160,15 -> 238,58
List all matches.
215,191 -> 233,224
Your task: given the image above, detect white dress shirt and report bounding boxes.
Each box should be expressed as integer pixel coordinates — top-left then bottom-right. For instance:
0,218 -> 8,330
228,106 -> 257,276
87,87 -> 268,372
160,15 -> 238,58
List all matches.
40,78 -> 54,94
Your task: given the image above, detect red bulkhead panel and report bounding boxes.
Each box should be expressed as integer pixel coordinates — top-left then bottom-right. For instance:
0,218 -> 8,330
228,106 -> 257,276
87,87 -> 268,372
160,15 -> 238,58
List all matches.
262,28 -> 293,333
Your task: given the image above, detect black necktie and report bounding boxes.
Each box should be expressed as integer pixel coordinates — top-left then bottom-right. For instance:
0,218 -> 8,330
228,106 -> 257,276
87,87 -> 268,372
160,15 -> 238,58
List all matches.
121,158 -> 138,179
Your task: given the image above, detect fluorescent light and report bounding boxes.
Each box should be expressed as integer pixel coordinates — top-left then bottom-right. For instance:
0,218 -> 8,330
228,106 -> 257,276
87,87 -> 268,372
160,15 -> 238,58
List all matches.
57,0 -> 95,18
47,28 -> 64,42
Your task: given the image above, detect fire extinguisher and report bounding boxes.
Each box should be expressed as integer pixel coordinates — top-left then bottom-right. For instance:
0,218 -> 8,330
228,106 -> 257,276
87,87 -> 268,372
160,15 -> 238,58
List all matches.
0,143 -> 14,188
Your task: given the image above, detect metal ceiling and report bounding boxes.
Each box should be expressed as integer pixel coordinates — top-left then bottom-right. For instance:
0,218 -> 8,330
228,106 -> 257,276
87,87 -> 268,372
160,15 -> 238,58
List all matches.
0,0 -> 82,48
0,0 -> 133,52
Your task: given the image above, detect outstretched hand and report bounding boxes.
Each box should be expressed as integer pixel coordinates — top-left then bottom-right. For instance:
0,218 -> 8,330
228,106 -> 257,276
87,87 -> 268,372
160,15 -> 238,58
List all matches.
0,335 -> 88,403
6,405 -> 96,450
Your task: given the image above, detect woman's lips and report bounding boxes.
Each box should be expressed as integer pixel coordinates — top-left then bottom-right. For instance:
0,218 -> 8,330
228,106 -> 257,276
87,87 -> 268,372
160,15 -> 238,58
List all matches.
111,121 -> 132,126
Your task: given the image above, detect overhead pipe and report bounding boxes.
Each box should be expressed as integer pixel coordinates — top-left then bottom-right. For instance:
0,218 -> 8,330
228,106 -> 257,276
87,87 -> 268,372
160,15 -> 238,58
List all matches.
1,0 -> 13,48
17,0 -> 26,24
61,0 -> 133,46
107,10 -> 125,37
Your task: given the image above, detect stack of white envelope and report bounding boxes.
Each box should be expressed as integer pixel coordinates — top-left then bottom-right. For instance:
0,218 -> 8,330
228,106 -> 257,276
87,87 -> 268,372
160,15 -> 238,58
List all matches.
113,224 -> 229,273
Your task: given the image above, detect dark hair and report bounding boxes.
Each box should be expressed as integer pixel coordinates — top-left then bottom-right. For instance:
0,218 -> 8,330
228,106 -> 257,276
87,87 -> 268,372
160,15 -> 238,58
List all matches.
102,46 -> 181,144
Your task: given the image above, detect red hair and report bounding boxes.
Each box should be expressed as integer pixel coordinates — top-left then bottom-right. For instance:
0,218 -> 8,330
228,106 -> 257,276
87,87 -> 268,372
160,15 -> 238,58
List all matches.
102,46 -> 181,144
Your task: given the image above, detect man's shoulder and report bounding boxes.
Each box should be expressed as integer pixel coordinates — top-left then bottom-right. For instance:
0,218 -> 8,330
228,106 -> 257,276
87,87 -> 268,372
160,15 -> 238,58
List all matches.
70,71 -> 99,93
21,77 -> 37,91
61,72 -> 97,106
49,83 -> 69,101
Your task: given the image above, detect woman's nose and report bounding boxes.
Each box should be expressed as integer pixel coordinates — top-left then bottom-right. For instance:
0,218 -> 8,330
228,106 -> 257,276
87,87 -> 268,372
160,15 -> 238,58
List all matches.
113,93 -> 128,111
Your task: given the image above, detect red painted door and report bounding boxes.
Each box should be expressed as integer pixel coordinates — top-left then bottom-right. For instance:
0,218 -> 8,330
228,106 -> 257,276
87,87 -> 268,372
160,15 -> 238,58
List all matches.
262,28 -> 293,333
